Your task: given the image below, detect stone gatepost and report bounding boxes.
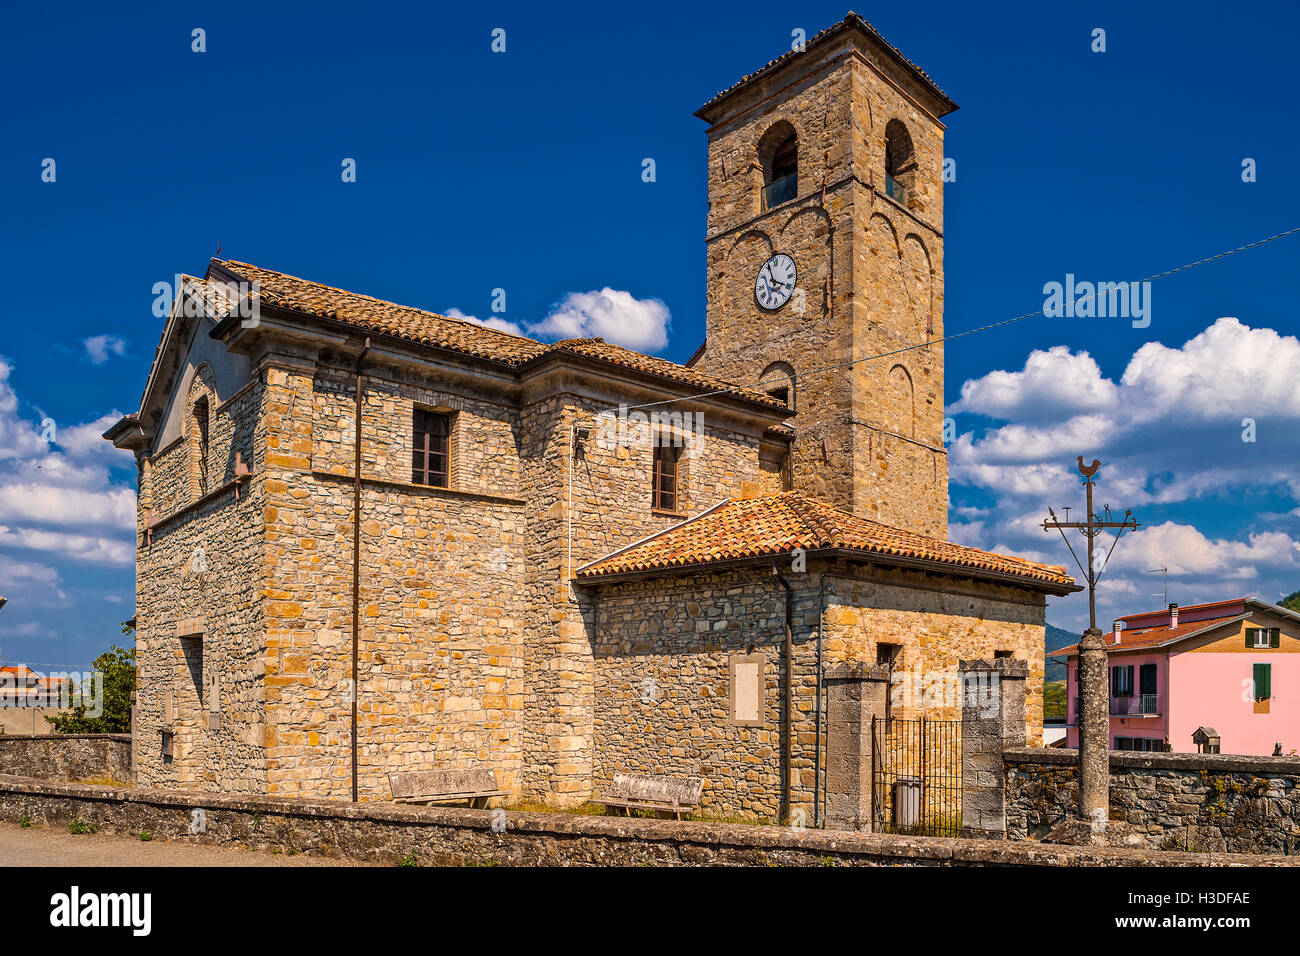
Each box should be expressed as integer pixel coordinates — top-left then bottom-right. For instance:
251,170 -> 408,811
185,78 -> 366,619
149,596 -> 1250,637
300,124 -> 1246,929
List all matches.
959,658 -> 1027,838
1077,628 -> 1109,834
824,662 -> 889,831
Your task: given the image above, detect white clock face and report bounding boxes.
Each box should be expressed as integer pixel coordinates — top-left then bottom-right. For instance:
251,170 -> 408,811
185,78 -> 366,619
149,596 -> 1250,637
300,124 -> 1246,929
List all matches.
755,253 -> 796,310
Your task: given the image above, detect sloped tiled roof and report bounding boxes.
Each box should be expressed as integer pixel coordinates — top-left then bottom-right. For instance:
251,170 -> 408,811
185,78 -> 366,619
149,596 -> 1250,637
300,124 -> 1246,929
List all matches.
214,260 -> 546,365
210,260 -> 784,409
1049,613 -> 1247,657
696,13 -> 956,118
1047,596 -> 1300,656
576,493 -> 1077,590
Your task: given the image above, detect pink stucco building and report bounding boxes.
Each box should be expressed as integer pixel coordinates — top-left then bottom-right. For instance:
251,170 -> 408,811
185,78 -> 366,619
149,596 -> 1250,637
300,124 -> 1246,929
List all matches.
1052,598 -> 1300,757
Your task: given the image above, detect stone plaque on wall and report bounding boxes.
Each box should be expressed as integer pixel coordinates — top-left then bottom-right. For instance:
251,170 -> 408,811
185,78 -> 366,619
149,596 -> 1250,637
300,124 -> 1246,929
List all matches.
729,653 -> 764,726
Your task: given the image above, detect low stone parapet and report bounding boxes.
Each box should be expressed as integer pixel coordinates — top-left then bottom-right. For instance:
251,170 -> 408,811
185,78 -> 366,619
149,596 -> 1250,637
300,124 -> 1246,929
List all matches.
1,773 -> 1295,867
1004,747 -> 1300,855
0,734 -> 131,783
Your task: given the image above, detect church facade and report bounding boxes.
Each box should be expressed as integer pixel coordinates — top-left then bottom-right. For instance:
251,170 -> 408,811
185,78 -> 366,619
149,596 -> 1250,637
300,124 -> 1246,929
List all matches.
106,14 -> 1077,821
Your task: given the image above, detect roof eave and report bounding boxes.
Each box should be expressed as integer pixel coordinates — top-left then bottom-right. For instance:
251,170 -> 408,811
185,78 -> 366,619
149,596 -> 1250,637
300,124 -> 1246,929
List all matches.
102,415 -> 152,450
577,544 -> 1079,594
516,349 -> 790,418
694,14 -> 958,123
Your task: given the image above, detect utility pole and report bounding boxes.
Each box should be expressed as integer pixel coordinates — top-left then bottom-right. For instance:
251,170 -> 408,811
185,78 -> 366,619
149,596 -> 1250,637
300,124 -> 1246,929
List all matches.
1041,457 -> 1139,631
1041,457 -> 1139,840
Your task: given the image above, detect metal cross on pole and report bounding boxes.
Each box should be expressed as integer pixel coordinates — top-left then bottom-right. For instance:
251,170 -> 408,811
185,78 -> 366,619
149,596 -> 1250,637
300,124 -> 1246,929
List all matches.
1041,457 -> 1139,631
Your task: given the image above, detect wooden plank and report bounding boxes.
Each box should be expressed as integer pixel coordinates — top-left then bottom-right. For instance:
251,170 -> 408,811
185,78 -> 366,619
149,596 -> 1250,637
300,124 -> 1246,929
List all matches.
605,773 -> 703,807
389,768 -> 500,801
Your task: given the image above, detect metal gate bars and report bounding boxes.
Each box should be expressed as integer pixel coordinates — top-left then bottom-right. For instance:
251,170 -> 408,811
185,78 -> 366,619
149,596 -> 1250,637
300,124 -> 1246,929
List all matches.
871,715 -> 962,837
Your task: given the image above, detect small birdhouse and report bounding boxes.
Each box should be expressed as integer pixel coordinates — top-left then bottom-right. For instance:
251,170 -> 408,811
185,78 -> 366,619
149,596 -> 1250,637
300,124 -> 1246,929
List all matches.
1192,726 -> 1220,754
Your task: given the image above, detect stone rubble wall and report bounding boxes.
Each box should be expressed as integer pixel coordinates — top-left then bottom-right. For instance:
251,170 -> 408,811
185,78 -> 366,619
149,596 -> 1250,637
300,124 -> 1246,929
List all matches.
5,774 -> 1292,867
0,735 -> 131,783
588,559 -> 1048,821
519,386 -> 781,805
260,361 -> 527,802
1004,748 -> 1300,855
697,33 -> 949,538
134,373 -> 266,793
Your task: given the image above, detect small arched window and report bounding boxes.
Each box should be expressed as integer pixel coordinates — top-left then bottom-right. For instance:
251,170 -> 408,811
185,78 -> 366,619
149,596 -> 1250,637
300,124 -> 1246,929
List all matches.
760,361 -> 796,412
758,122 -> 798,210
884,119 -> 916,207
191,394 -> 210,494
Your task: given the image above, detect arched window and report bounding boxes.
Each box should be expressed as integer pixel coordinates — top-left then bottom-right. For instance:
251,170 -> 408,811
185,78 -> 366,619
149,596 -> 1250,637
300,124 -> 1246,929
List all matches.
760,361 -> 797,412
884,119 -> 916,207
888,364 -> 915,438
758,122 -> 798,210
192,395 -> 210,494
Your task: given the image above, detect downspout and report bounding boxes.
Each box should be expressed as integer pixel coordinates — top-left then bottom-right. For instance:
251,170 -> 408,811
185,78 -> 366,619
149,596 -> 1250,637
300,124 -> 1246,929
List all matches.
813,572 -> 825,827
773,566 -> 793,824
351,337 -> 370,803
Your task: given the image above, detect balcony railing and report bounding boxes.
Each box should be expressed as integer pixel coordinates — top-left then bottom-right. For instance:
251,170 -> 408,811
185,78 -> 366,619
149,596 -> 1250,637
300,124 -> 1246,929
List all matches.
761,173 -> 797,210
1109,693 -> 1161,717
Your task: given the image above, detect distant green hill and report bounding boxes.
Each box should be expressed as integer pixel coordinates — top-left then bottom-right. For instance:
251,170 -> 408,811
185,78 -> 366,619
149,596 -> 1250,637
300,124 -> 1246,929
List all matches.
1044,623 -> 1076,682
1280,589 -> 1300,612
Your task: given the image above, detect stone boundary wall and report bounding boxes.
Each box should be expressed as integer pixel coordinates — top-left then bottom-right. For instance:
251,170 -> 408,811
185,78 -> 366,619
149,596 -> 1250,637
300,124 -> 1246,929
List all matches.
1004,748 -> 1300,855
1,774 -> 1294,867
0,735 -> 132,783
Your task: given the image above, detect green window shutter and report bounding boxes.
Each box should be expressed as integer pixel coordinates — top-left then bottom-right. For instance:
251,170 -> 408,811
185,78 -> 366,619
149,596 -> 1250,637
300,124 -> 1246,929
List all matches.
1271,628 -> 1281,648
1245,628 -> 1255,648
1253,663 -> 1272,700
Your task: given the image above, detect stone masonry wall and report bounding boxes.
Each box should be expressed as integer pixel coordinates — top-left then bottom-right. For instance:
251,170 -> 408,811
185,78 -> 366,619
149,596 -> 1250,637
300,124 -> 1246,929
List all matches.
0,735 -> 131,783
12,773 -> 1279,867
518,382 -> 780,805
697,30 -> 949,538
819,563 -> 1047,745
135,373 -> 265,794
1005,748 -> 1300,855
588,558 -> 1049,822
260,360 -> 527,801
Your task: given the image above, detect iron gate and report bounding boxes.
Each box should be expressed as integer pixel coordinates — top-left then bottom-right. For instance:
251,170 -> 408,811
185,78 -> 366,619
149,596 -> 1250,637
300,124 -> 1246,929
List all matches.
871,716 -> 962,837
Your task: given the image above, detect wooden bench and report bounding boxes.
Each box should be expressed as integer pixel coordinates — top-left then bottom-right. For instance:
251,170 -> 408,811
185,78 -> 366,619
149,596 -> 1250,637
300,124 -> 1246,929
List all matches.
596,773 -> 704,819
388,768 -> 508,808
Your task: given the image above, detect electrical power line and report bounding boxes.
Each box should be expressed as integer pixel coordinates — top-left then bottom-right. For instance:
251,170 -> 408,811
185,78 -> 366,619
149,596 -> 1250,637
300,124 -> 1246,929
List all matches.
617,224 -> 1300,415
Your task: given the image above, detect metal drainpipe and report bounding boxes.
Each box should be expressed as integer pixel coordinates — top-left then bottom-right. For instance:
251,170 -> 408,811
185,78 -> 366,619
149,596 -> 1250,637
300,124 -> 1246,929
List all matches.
773,566 -> 794,824
351,337 -> 370,803
813,572 -> 825,828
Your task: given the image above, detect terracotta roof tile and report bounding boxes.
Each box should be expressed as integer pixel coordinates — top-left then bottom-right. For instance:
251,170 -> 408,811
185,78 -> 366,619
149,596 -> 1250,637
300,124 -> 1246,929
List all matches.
211,260 -> 784,409
696,13 -> 955,117
1049,613 -> 1247,656
214,260 -> 546,365
576,493 -> 1076,590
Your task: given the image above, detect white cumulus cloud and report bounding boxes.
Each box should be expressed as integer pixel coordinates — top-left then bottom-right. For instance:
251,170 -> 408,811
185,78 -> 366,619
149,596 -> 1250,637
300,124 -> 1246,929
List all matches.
82,334 -> 127,365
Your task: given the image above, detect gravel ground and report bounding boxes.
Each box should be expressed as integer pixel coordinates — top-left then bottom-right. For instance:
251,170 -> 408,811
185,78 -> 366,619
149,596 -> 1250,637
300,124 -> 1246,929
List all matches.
0,820 -> 370,866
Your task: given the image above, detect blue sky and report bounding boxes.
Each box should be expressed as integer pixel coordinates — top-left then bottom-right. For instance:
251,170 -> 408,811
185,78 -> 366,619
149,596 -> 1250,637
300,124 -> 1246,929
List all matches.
1,0 -> 1298,668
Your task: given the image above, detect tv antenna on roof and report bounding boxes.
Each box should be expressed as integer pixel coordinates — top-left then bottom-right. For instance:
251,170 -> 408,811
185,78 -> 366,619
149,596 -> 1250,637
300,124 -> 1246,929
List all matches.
1146,567 -> 1168,606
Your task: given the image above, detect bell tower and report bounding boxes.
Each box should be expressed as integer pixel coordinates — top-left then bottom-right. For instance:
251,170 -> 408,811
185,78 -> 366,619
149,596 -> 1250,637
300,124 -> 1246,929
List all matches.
693,13 -> 956,538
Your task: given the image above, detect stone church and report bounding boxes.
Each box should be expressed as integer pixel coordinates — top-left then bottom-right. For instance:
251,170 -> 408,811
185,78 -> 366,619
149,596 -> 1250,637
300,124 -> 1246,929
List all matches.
106,13 -> 1077,822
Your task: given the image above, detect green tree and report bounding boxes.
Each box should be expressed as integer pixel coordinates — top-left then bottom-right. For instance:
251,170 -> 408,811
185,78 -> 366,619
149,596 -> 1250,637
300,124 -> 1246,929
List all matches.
47,629 -> 136,734
1279,590 -> 1300,613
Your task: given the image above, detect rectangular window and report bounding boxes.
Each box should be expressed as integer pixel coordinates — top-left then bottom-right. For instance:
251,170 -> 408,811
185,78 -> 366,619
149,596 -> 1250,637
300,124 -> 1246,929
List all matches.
412,409 -> 451,488
1246,627 -> 1280,649
652,443 -> 680,512
1110,664 -> 1133,697
1253,662 -> 1272,701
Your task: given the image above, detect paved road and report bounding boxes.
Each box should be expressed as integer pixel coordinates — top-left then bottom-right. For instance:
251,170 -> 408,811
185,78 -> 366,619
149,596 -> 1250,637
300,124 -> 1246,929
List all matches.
0,821 -> 368,866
